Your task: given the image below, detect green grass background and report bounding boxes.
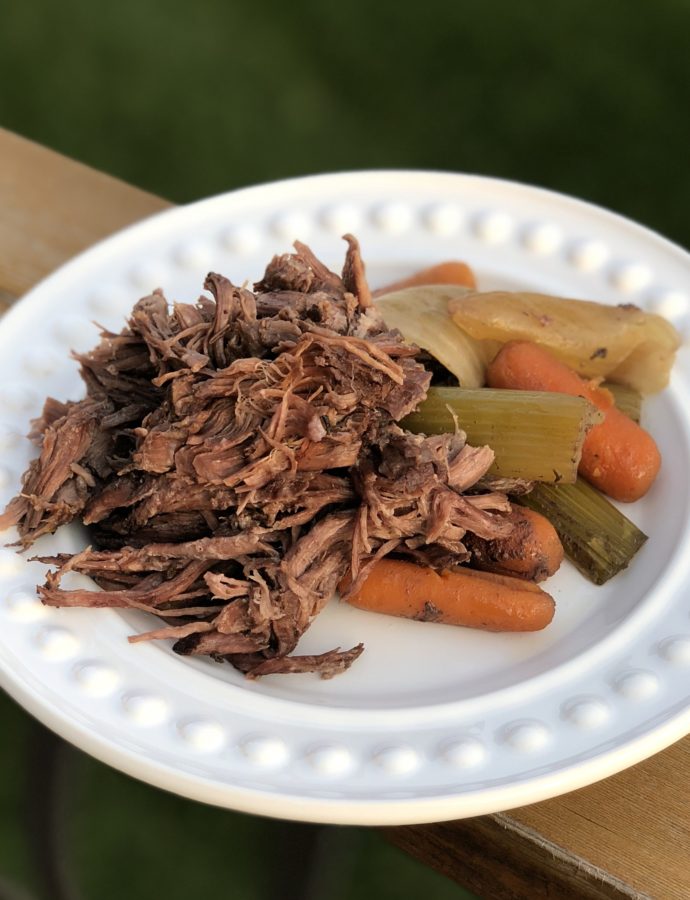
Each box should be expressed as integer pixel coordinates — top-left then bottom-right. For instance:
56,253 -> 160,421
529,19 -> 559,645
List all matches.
1,1 -> 689,897
2,0 -> 689,246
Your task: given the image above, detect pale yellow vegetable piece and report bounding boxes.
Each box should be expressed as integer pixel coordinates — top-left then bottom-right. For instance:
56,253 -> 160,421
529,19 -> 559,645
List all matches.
375,285 -> 500,388
448,290 -> 681,394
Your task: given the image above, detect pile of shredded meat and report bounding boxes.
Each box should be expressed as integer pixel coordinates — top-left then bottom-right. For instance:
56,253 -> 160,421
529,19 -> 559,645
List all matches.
0,236 -> 517,678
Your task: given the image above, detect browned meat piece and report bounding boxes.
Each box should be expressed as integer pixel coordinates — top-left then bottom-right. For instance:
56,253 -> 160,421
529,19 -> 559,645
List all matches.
341,233 -> 372,310
243,644 -> 365,679
0,397 -> 112,545
2,237 -> 518,677
255,240 -> 346,297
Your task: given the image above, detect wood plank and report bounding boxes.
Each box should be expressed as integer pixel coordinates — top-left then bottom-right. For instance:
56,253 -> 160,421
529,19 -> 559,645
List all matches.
1,125 -> 688,900
509,737 -> 690,899
0,127 -> 169,303
383,815 -> 649,900
387,738 -> 690,898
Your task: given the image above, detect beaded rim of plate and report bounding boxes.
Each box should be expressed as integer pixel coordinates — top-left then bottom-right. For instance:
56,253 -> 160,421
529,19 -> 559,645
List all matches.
0,171 -> 688,825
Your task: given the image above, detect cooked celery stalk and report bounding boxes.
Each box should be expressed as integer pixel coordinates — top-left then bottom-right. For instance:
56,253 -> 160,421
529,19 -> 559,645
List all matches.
517,480 -> 647,584
403,387 -> 601,482
602,381 -> 642,423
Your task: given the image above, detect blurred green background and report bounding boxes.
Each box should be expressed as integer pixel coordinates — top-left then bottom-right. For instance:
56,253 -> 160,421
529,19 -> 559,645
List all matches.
1,1 -> 688,898
2,0 -> 689,246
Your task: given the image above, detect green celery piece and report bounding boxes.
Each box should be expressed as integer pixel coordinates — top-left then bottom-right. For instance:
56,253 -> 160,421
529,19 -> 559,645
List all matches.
602,381 -> 642,423
403,386 -> 601,482
516,479 -> 647,584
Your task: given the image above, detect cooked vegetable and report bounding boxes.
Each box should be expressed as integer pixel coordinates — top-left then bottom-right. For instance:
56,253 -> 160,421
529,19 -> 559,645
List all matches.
345,558 -> 555,631
375,286 -> 499,388
603,381 -> 642,423
487,341 -> 661,501
448,290 -> 681,393
373,260 -> 477,295
516,479 -> 648,585
465,507 -> 564,582
403,386 -> 601,483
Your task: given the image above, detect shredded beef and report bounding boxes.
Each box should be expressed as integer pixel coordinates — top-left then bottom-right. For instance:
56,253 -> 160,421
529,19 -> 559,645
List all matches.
2,237 -> 516,677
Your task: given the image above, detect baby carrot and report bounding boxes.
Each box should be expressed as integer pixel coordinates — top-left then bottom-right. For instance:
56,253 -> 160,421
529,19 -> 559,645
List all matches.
345,558 -> 555,632
466,507 -> 564,582
373,261 -> 477,296
486,341 -> 661,502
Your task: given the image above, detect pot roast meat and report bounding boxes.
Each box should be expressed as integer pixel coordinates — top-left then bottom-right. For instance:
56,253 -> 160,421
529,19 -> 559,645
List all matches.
1,237 -> 517,677
0,397 -> 114,545
242,644 -> 365,680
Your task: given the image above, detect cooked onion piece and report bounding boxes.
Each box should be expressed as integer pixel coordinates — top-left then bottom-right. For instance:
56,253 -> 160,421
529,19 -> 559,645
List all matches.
375,285 -> 500,388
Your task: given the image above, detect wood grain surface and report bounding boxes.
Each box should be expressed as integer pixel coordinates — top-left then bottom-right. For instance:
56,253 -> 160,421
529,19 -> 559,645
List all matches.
0,127 -> 169,306
383,816 -> 649,900
386,738 -> 690,898
1,126 -> 688,900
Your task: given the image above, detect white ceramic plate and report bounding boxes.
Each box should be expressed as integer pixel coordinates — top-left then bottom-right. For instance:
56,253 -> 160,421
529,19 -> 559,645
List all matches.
0,171 -> 689,825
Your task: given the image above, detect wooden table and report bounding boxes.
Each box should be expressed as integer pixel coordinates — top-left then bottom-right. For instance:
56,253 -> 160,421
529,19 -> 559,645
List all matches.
1,127 -> 688,900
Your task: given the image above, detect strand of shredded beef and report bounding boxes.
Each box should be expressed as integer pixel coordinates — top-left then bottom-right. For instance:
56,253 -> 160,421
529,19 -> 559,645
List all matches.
0,235 -> 517,678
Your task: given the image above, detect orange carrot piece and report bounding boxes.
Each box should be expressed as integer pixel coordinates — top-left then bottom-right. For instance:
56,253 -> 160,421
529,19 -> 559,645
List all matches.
373,261 -> 477,296
345,558 -> 555,632
467,507 -> 564,582
486,341 -> 661,502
